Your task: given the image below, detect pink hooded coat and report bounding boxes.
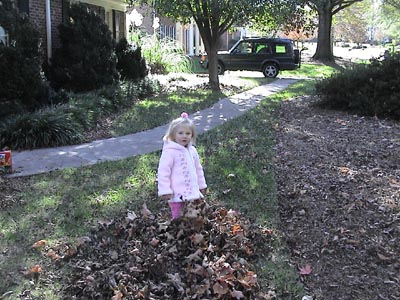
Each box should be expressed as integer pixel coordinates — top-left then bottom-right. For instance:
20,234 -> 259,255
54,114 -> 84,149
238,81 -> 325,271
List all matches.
157,141 -> 207,201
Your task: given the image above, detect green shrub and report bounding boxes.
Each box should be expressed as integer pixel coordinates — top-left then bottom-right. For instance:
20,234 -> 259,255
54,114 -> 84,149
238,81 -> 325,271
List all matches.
56,104 -> 89,130
0,0 -> 44,117
97,84 -> 130,108
46,3 -> 118,92
0,78 -> 161,150
48,89 -> 71,106
116,78 -> 158,102
315,53 -> 400,120
68,94 -> 115,128
0,106 -> 84,150
131,32 -> 191,74
66,79 -> 159,129
132,78 -> 161,98
115,38 -> 148,81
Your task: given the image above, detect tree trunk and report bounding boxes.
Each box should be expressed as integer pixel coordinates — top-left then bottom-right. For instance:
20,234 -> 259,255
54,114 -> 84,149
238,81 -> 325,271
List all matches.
206,44 -> 220,91
313,4 -> 335,62
193,12 -> 223,92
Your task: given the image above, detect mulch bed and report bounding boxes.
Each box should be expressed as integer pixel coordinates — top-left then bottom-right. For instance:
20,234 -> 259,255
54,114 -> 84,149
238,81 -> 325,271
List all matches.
274,96 -> 400,300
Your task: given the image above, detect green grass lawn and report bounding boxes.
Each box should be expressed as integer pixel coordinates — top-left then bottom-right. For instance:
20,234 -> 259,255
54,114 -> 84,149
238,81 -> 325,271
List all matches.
111,75 -> 274,136
0,64 -> 333,298
280,63 -> 337,78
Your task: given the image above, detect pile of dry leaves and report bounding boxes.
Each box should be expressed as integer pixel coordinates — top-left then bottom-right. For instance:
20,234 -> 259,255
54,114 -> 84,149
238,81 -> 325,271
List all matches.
31,202 -> 274,300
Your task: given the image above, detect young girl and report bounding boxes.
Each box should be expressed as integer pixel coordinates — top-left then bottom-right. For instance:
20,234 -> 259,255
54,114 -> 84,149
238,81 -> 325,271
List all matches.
157,112 -> 207,219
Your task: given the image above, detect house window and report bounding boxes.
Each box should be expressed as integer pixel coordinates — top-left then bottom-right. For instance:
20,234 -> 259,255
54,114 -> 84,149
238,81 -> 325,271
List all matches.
85,3 -> 105,21
160,25 -> 175,40
105,11 -> 110,27
112,10 -> 125,41
0,26 -> 8,46
17,0 -> 29,15
62,0 -> 70,24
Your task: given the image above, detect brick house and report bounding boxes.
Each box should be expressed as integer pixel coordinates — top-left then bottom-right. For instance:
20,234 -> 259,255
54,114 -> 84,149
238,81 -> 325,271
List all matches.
12,0 -> 128,62
0,0 -> 241,64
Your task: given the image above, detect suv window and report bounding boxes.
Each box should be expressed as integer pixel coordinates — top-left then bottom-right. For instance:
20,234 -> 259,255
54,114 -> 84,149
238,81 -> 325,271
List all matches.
275,43 -> 290,54
255,42 -> 271,54
236,41 -> 253,54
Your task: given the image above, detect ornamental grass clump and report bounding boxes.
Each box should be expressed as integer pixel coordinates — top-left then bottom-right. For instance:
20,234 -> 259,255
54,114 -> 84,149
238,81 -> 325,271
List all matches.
0,106 -> 84,150
135,34 -> 191,74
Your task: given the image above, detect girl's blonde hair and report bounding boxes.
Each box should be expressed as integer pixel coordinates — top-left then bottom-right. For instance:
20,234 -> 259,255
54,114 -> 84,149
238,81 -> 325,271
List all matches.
163,112 -> 197,144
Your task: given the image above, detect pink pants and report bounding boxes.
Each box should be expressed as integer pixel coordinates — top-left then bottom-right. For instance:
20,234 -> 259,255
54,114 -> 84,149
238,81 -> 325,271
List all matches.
169,202 -> 185,219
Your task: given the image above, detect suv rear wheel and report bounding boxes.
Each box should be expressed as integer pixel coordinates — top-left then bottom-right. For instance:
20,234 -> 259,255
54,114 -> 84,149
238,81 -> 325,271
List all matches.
263,63 -> 279,78
217,62 -> 225,75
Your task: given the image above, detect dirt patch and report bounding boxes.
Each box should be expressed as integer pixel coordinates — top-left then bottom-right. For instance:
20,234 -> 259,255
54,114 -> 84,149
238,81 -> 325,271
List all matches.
274,96 -> 400,300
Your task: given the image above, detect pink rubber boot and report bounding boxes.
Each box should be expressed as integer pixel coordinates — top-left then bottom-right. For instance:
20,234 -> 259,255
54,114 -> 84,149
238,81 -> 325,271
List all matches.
169,201 -> 184,219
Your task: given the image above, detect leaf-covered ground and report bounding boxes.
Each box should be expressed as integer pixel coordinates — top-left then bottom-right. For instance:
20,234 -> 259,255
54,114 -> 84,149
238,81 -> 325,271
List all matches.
1,75 -> 399,300
274,96 -> 400,300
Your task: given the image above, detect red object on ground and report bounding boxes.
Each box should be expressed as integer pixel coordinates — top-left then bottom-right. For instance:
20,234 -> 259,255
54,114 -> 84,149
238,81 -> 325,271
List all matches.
0,150 -> 12,172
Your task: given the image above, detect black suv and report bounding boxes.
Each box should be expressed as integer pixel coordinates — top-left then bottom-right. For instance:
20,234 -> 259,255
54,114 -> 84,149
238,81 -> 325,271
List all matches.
200,37 -> 301,78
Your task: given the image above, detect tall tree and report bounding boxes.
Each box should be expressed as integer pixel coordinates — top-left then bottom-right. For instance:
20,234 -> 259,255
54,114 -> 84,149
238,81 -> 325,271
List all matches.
249,0 -> 311,37
307,0 -> 364,61
333,1 -> 369,44
384,0 -> 400,9
132,0 -> 274,91
380,0 -> 400,41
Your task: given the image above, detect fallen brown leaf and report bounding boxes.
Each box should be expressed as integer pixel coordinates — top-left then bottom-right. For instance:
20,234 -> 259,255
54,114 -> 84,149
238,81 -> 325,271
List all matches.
213,281 -> 229,295
31,240 -> 47,249
47,249 -> 60,261
299,264 -> 312,275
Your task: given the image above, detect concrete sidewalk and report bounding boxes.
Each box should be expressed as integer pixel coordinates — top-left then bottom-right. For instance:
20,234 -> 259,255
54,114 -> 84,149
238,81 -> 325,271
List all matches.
8,78 -> 297,177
